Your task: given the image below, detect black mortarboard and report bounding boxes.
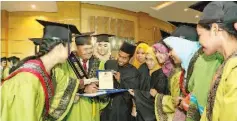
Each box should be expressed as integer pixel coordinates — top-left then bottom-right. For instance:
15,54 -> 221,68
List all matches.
171,25 -> 198,42
29,38 -> 42,54
36,19 -> 80,42
74,32 -> 94,45
29,38 -> 42,45
92,34 -> 114,42
168,21 -> 197,28
120,42 -> 136,56
1,57 -> 7,62
199,1 -> 237,24
160,30 -> 171,39
189,1 -> 212,12
189,1 -> 237,12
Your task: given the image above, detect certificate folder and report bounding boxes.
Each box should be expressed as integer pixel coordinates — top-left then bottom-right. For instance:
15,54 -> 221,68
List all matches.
77,89 -> 128,97
98,70 -> 114,89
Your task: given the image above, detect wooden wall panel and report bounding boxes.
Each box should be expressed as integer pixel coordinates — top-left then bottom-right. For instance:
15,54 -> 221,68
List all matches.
116,19 -> 123,37
89,16 -> 135,38
89,16 -> 95,32
110,18 -> 117,35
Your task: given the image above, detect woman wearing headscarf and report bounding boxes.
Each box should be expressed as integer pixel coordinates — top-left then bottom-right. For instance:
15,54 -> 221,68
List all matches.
129,47 -> 169,121
149,43 -> 181,121
93,34 -> 113,62
163,35 -> 200,120
196,1 -> 237,121
1,20 -> 80,121
131,43 -> 152,91
130,43 -> 156,120
131,43 -> 150,69
163,25 -> 224,121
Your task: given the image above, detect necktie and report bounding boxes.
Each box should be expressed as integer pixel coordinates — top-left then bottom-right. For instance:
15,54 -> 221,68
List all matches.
82,59 -> 88,73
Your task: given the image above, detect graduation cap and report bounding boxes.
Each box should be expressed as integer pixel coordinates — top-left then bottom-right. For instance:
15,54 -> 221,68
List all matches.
36,19 -> 80,42
168,21 -> 197,28
29,38 -> 42,45
189,1 -> 211,12
171,25 -> 198,42
29,38 -> 43,54
189,1 -> 237,12
74,32 -> 94,45
160,30 -> 171,39
1,57 -> 7,62
92,34 -> 114,42
120,42 -> 136,57
199,1 -> 237,24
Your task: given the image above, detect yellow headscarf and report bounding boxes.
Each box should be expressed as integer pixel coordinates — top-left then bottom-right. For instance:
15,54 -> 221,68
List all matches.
131,43 -> 150,69
146,47 -> 161,75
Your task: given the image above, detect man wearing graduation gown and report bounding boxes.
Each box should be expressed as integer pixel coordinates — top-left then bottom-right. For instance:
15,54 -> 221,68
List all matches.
100,42 -> 140,121
52,32 -> 107,121
93,34 -> 114,62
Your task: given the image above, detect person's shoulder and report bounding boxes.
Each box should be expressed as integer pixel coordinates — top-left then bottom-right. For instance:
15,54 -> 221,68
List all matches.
127,64 -> 139,73
139,63 -> 148,69
138,63 -> 149,72
104,60 -> 118,70
153,68 -> 163,74
223,57 -> 237,76
52,60 -> 71,74
3,72 -> 40,88
105,60 -> 117,66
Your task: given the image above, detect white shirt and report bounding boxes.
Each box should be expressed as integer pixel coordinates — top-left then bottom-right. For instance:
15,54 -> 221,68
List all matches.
80,58 -> 89,72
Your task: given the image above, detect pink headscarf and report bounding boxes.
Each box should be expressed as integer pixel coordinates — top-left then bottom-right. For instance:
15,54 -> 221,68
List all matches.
153,43 -> 174,77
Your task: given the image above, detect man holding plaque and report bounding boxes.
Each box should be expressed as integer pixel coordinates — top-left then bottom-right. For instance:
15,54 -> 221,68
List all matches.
51,32 -> 108,121
100,42 -> 140,121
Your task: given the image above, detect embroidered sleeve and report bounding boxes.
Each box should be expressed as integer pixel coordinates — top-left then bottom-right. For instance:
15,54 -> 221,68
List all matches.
47,66 -> 79,121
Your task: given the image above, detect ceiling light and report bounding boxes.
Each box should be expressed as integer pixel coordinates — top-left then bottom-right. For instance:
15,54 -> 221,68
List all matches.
184,8 -> 188,12
195,15 -> 199,18
31,4 -> 36,9
151,1 -> 177,10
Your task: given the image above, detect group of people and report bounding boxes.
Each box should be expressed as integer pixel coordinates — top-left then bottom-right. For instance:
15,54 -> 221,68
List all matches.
1,1 -> 237,121
1,56 -> 20,81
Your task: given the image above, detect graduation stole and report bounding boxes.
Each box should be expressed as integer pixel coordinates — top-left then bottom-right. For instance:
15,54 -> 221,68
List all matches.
68,52 -> 100,118
88,57 -> 100,79
68,52 -> 100,79
3,59 -> 54,116
207,50 -> 237,121
185,48 -> 203,93
68,52 -> 88,79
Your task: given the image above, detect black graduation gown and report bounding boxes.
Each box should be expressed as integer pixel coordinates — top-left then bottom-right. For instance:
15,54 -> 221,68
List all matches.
101,60 -> 141,121
133,69 -> 170,121
137,63 -> 150,91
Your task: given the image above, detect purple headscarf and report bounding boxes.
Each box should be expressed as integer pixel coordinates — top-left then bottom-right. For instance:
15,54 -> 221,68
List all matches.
153,43 -> 174,77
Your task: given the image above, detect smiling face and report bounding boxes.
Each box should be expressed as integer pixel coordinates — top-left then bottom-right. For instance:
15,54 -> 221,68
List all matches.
136,47 -> 146,63
1,61 -> 7,67
76,44 -> 93,60
97,42 -> 110,56
197,24 -> 222,56
168,49 -> 181,65
145,53 -> 156,70
117,50 -> 130,66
